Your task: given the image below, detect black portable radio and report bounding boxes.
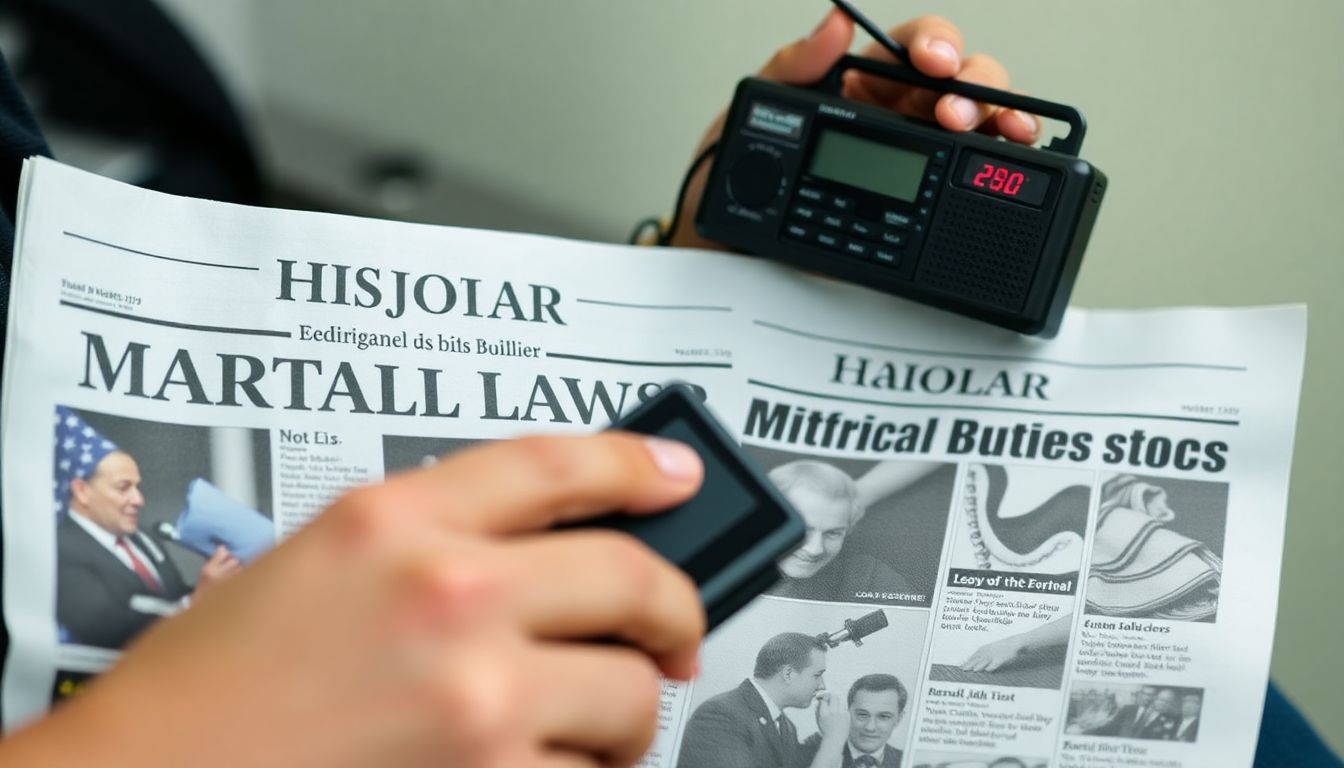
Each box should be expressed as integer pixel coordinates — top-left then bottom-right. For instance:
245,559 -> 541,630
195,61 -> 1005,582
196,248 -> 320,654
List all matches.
696,49 -> 1106,337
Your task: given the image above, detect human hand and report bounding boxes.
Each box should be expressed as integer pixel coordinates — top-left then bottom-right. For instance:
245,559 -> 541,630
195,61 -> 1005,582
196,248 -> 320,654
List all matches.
192,545 -> 242,594
960,635 -> 1027,672
815,690 -> 851,739
668,11 -> 1037,249
14,434 -> 705,768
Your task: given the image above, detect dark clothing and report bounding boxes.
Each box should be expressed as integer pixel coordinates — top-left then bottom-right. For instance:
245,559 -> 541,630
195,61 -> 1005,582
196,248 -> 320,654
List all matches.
677,679 -> 805,768
0,50 -> 52,366
1173,716 -> 1200,743
765,548 -> 913,605
55,514 -> 189,649
1088,702 -> 1147,738
799,734 -> 902,768
1136,712 -> 1177,741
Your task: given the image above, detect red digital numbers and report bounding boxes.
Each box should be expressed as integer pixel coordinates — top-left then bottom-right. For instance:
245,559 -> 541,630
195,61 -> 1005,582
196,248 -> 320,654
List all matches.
972,162 -> 1025,197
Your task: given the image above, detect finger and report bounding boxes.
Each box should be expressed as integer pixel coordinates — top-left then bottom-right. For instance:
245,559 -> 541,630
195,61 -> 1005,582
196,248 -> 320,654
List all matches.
529,644 -> 663,766
887,15 -> 964,77
757,7 -> 854,84
961,652 -> 987,671
994,102 -> 1041,144
495,530 -> 705,679
534,750 -> 601,768
932,53 -> 1012,133
389,433 -> 703,534
846,15 -> 963,106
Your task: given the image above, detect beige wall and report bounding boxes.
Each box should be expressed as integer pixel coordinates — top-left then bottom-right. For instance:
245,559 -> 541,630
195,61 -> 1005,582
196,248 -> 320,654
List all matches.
168,0 -> 1343,749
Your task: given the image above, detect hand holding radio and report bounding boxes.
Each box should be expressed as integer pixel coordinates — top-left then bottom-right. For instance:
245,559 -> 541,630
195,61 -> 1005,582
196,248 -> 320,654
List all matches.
690,2 -> 1106,335
668,10 -> 1035,250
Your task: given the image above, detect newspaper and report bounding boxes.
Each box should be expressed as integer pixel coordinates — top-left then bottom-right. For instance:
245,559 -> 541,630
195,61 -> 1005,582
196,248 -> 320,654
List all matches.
1,158 -> 1306,768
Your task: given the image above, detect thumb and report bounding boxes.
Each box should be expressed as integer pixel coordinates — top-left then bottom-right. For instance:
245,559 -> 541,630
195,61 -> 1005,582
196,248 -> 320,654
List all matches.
758,8 -> 854,84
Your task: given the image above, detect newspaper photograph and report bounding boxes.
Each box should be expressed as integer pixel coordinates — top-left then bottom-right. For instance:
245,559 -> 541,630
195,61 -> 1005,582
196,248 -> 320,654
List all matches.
1,159 -> 1308,768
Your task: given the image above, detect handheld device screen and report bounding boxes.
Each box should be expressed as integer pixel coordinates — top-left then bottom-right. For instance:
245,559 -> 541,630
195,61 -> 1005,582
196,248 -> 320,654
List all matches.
808,129 -> 928,202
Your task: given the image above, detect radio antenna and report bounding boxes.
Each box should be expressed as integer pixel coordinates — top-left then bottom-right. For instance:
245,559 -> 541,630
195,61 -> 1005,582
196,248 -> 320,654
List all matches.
829,0 -> 910,65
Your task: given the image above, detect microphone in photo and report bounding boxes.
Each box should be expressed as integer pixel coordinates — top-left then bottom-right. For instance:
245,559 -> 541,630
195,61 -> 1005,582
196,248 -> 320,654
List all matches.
818,609 -> 889,648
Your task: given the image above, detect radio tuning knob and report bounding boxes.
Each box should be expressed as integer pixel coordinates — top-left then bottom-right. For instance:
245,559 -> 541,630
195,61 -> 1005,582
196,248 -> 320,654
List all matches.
726,150 -> 784,209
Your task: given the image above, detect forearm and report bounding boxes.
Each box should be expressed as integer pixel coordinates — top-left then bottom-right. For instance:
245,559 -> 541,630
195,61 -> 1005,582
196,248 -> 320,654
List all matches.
0,686 -> 165,768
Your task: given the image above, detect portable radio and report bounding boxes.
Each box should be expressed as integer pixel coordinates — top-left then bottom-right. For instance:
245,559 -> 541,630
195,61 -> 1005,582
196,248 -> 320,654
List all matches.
696,23 -> 1106,336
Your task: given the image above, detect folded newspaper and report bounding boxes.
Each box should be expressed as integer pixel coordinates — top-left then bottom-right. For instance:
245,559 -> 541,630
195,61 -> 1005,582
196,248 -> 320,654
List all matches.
1,158 -> 1306,767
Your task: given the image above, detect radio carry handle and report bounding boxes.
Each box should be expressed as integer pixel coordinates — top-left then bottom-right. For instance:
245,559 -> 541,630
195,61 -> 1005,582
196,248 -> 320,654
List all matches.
813,54 -> 1088,158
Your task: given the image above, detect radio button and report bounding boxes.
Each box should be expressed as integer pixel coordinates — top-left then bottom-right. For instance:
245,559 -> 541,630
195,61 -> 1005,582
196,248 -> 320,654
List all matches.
883,211 -> 912,228
797,186 -> 825,201
815,231 -> 841,249
849,220 -> 875,238
791,205 -> 818,221
872,249 -> 901,266
821,213 -> 846,230
843,240 -> 869,257
879,230 -> 906,247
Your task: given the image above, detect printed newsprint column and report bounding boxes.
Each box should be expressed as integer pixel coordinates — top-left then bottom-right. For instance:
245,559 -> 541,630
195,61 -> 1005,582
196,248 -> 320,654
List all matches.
1,160 -> 1308,768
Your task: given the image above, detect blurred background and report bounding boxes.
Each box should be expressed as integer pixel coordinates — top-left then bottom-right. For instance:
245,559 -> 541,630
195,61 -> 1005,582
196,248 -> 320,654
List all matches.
0,0 -> 1339,751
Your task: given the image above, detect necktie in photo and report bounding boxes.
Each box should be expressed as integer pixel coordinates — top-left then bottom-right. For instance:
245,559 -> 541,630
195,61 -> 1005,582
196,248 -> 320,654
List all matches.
854,755 -> 880,768
776,713 -> 796,754
116,538 -> 162,592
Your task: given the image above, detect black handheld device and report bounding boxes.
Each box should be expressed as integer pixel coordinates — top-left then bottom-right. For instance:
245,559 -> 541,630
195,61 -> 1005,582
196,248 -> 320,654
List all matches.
695,1 -> 1106,336
587,384 -> 805,631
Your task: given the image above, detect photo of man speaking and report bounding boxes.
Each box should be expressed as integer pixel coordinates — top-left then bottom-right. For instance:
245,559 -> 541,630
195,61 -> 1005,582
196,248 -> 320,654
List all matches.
53,407 -> 256,650
676,632 -> 844,768
801,673 -> 910,768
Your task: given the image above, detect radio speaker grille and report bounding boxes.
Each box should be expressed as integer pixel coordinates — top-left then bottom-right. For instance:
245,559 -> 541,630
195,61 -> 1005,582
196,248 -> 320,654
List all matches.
916,188 -> 1052,312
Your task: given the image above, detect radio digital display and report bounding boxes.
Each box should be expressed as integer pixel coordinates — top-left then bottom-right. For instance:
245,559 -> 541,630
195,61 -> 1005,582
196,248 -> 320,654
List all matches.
808,129 -> 928,202
958,152 -> 1051,206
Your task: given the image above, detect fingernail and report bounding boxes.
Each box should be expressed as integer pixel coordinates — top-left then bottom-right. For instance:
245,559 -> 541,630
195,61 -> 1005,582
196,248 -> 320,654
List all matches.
1015,110 -> 1040,136
926,39 -> 960,67
644,437 -> 701,481
949,96 -> 980,128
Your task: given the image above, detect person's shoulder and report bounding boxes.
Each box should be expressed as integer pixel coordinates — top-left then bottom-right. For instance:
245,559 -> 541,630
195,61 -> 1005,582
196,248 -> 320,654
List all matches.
56,515 -> 95,551
693,679 -> 756,716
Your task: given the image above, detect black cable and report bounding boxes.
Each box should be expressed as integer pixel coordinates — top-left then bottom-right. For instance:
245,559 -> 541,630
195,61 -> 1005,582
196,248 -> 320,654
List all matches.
627,140 -> 720,246
626,216 -> 664,246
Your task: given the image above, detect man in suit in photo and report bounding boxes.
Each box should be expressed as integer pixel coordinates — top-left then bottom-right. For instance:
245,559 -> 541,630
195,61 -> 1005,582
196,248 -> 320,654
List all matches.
800,673 -> 909,768
54,407 -> 240,649
676,632 -> 848,768
1090,685 -> 1159,737
1172,692 -> 1201,742
1137,688 -> 1180,741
